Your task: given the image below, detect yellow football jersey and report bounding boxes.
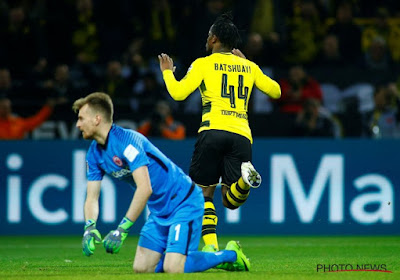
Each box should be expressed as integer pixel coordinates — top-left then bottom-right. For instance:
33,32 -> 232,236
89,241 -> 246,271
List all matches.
162,52 -> 281,143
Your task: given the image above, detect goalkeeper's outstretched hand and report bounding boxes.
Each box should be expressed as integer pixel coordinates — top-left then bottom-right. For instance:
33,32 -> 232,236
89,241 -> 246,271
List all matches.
82,220 -> 102,257
103,217 -> 134,254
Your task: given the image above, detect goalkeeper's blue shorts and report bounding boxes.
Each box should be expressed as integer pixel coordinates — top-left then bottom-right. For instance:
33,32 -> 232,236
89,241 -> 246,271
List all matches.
138,183 -> 203,255
139,215 -> 202,255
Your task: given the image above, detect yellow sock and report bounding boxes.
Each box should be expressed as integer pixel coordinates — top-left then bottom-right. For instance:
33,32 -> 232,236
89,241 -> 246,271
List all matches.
226,181 -> 250,208
237,177 -> 250,190
202,198 -> 219,250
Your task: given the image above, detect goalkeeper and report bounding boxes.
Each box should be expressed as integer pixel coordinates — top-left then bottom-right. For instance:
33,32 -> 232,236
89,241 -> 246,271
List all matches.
74,92 -> 250,273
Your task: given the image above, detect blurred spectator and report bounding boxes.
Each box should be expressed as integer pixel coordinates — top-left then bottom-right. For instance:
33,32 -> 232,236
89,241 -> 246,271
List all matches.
0,68 -> 14,97
313,34 -> 345,68
276,65 -> 323,114
283,0 -> 325,65
363,85 -> 400,138
387,20 -> 400,64
68,0 -> 101,89
293,98 -> 336,137
387,82 -> 400,114
0,68 -> 25,102
98,60 -> 131,100
41,64 -> 83,102
362,36 -> 393,71
250,0 -> 274,39
132,72 -> 168,115
327,1 -> 362,64
0,96 -> 65,140
361,8 -> 389,54
121,38 -> 147,89
146,0 -> 176,55
243,33 -> 264,65
339,85 -> 366,137
72,0 -> 99,65
362,7 -> 400,64
137,100 -> 185,139
249,0 -> 280,66
252,32 -> 281,67
0,5 -> 48,79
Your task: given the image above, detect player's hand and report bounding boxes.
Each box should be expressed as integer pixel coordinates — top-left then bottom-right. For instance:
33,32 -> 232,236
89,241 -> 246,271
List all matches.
232,48 -> 246,59
82,220 -> 102,257
158,53 -> 176,72
103,217 -> 134,254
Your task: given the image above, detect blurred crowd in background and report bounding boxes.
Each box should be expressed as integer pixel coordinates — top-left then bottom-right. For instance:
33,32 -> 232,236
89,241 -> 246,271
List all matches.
1,0 -> 400,139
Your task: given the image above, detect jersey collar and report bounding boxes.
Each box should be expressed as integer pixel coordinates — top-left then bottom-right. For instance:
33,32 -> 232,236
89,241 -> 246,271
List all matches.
99,124 -> 115,150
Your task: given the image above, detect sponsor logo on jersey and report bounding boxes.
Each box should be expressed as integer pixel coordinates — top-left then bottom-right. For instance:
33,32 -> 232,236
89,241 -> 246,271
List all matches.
221,110 -> 248,119
111,167 -> 131,178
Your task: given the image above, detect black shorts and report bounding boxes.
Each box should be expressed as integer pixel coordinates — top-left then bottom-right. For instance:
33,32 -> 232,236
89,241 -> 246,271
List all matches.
189,130 -> 252,187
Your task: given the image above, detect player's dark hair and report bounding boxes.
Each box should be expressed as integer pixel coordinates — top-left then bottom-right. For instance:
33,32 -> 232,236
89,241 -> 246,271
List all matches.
210,12 -> 241,50
72,92 -> 114,123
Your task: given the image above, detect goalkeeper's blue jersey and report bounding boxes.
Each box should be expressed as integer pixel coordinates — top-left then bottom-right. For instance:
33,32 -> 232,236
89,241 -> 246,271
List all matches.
86,124 -> 201,224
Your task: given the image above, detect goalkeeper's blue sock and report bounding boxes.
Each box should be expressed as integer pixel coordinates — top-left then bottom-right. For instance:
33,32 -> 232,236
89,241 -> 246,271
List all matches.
155,254 -> 165,273
184,250 -> 236,273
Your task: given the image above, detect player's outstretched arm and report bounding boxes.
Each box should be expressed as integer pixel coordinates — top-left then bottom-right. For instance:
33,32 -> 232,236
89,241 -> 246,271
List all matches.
103,166 -> 152,254
254,66 -> 281,99
158,53 -> 203,101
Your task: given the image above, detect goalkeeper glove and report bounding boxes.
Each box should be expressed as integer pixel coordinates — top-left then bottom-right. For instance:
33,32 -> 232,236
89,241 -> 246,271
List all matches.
82,219 -> 102,257
103,217 -> 134,254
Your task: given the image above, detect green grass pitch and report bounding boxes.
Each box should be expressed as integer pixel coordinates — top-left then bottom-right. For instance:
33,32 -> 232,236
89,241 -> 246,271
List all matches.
0,236 -> 398,280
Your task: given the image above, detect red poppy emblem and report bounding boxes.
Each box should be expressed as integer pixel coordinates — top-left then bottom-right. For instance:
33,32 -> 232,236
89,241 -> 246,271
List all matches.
113,156 -> 123,167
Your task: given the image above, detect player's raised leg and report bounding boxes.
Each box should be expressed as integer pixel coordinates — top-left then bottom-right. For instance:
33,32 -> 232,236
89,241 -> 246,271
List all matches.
241,161 -> 262,188
223,161 -> 261,210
